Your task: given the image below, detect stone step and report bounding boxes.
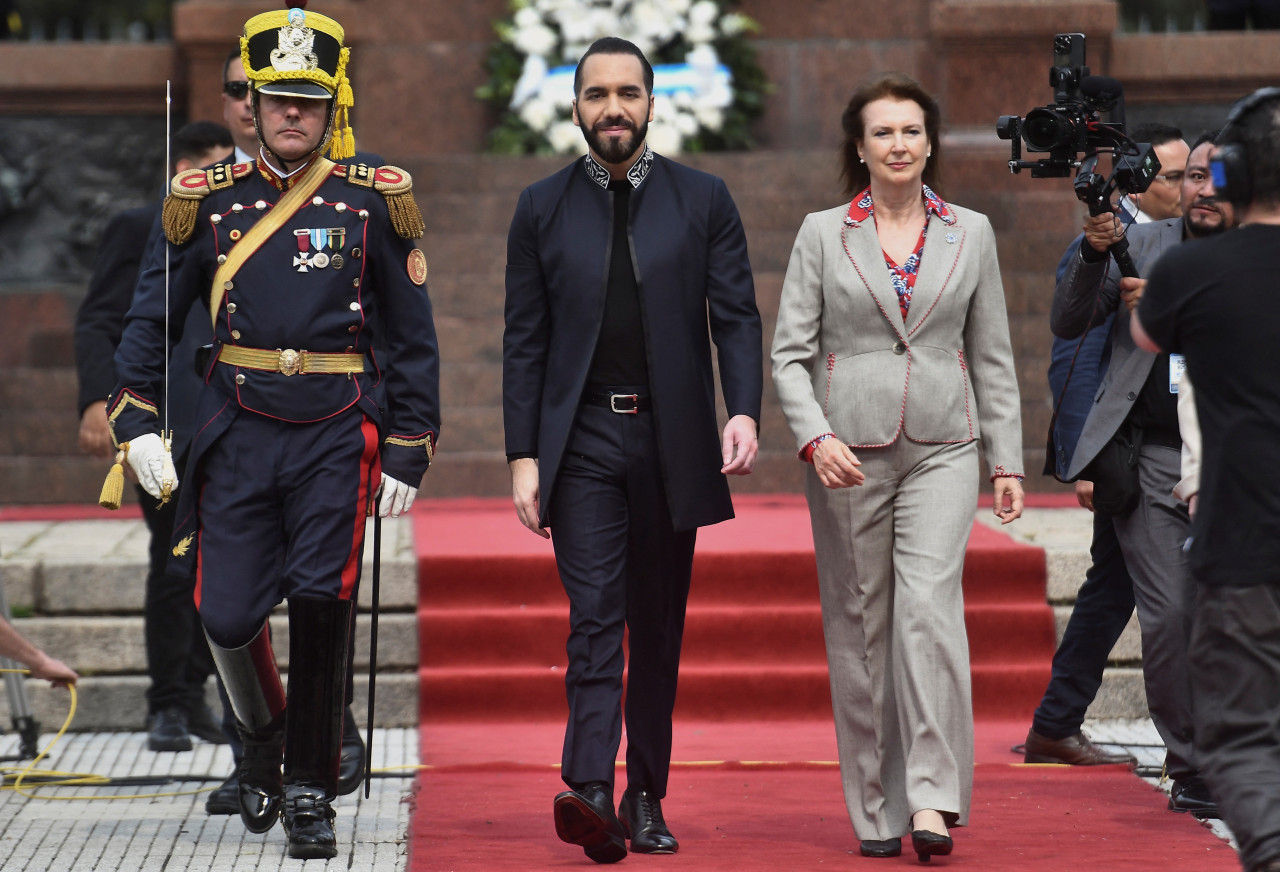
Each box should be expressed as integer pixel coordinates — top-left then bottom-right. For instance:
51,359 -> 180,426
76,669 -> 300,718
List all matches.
0,673 -> 417,732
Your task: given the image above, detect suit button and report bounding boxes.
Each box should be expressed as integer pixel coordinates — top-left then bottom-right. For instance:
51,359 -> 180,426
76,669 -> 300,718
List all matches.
892,342 -> 907,355
1127,391 -> 1137,401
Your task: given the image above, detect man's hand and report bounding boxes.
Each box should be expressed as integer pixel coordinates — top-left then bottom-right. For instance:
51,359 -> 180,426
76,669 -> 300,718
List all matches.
1119,276 -> 1146,312
1083,210 -> 1122,254
510,457 -> 549,538
125,433 -> 178,500
812,439 -> 866,489
28,652 -> 78,689
78,400 -> 113,459
994,476 -> 1025,525
1188,492 -> 1198,520
720,414 -> 759,475
1075,479 -> 1094,512
377,473 -> 418,518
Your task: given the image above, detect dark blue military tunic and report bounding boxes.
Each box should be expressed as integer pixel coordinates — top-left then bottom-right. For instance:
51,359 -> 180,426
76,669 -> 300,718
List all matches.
108,157 -> 440,646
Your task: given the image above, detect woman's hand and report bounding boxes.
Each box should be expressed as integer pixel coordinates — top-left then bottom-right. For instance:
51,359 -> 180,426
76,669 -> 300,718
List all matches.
813,439 -> 866,489
993,475 -> 1024,524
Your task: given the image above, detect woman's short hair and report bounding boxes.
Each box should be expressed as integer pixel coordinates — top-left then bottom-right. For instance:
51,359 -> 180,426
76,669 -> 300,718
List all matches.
839,72 -> 943,200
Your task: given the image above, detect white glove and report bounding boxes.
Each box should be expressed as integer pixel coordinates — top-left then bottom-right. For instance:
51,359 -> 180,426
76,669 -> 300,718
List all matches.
125,433 -> 179,501
378,473 -> 417,518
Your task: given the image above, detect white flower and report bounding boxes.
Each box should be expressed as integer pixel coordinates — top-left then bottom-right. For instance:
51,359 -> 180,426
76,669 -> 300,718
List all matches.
518,96 -> 558,133
685,22 -> 716,44
631,0 -> 678,41
513,7 -> 543,30
512,23 -> 558,58
587,8 -> 622,40
692,104 -> 724,130
687,43 -> 720,72
689,0 -> 719,27
720,12 -> 751,37
547,119 -> 588,154
557,8 -> 598,45
646,120 -> 683,154
673,109 -> 699,137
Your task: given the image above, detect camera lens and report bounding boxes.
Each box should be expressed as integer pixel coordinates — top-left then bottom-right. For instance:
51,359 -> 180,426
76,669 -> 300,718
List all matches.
1023,107 -> 1075,151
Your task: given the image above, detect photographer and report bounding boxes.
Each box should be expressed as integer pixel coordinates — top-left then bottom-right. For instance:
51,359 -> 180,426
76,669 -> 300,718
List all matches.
1051,131 -> 1235,817
1133,89 -> 1280,872
1024,124 -> 1187,768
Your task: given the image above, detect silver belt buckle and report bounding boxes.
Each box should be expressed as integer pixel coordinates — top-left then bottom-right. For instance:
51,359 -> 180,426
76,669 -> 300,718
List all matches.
609,393 -> 640,414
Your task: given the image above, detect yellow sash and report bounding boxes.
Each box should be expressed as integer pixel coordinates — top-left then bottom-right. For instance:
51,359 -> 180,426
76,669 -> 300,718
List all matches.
208,157 -> 336,329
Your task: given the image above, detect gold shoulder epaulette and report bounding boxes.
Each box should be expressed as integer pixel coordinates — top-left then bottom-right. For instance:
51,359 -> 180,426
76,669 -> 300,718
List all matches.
162,162 -> 254,245
342,164 -> 424,239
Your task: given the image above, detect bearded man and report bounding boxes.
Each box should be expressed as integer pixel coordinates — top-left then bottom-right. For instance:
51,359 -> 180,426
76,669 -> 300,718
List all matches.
502,36 -> 763,865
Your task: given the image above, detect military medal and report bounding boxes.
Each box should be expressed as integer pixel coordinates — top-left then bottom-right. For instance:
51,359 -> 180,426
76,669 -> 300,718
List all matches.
309,228 -> 330,268
328,227 -> 347,269
294,228 -> 311,271
312,252 -> 330,268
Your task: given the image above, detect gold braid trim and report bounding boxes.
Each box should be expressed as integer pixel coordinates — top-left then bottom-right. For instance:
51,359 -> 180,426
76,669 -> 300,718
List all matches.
374,166 -> 425,239
385,433 -> 435,463
162,163 -> 250,245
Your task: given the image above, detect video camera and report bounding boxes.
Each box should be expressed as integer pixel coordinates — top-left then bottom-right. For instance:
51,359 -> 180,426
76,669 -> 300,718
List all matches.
996,33 -> 1160,277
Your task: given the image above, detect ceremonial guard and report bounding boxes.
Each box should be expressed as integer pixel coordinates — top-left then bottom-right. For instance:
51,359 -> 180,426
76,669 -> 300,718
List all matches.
105,6 -> 440,859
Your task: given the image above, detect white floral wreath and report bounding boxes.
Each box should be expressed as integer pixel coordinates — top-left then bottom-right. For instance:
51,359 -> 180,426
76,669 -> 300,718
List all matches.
479,0 -> 764,155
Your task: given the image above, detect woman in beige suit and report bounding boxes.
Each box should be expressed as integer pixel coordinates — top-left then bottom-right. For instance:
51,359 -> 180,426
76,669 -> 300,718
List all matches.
771,73 -> 1024,862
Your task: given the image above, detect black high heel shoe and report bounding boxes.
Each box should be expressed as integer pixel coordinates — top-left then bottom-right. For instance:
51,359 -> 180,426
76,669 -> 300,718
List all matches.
910,828 -> 953,862
859,837 -> 901,858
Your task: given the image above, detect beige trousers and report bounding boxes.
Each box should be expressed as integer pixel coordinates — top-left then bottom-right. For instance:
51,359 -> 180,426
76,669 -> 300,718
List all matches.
805,437 -> 977,840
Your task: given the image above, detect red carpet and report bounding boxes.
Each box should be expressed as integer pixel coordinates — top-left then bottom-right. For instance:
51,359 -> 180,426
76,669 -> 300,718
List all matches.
409,496 -> 1235,870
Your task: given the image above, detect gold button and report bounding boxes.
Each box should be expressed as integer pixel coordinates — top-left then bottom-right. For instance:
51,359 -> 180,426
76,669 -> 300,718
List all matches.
353,279 -> 360,288
345,345 -> 353,352
351,247 -> 361,259
348,325 -> 358,333
235,374 -> 245,385
226,303 -> 237,314
229,229 -> 242,241
349,302 -> 360,311
231,330 -> 241,339
224,281 -> 234,291
217,254 -> 227,264
358,210 -> 369,220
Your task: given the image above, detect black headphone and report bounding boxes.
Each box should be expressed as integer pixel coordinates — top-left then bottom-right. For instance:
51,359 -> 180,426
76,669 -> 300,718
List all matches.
1211,86 -> 1280,205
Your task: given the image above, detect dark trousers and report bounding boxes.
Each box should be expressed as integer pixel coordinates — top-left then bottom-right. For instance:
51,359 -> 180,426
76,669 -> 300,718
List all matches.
548,403 -> 697,799
1191,582 -> 1280,871
1032,509 -> 1135,739
138,482 -> 215,715
195,408 -> 379,649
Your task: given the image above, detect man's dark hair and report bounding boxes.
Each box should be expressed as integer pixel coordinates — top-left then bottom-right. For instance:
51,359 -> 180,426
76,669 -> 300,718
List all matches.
1130,122 -> 1183,149
172,121 -> 233,172
839,72 -> 942,199
573,37 -> 654,97
1222,97 -> 1280,208
1192,128 -> 1221,151
223,47 -> 242,84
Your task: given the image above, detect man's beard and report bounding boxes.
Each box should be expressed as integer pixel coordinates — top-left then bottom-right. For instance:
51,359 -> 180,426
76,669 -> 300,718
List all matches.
1186,197 -> 1228,238
582,115 -> 648,166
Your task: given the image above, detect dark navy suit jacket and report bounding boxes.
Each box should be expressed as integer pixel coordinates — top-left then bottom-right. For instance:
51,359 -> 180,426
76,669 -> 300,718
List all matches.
503,152 -> 763,532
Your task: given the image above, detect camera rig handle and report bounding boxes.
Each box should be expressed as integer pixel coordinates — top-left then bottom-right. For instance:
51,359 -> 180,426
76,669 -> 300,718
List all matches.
1075,154 -> 1142,279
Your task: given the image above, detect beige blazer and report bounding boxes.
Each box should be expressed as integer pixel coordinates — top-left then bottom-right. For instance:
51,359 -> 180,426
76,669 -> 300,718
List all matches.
771,201 -> 1023,476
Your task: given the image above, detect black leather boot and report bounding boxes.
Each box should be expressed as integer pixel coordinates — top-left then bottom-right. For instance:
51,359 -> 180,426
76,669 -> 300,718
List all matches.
205,623 -> 286,834
337,705 -> 366,796
281,596 -> 352,860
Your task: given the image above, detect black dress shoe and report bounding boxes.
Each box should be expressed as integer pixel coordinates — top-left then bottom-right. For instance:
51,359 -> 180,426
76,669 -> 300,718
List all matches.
336,706 -> 365,796
619,788 -> 678,854
282,784 -> 338,860
1023,728 -> 1137,766
148,707 -> 193,752
205,771 -> 239,815
859,837 -> 902,858
238,720 -> 285,834
188,704 -> 230,745
1169,777 -> 1219,819
553,781 -> 627,864
911,829 -> 954,863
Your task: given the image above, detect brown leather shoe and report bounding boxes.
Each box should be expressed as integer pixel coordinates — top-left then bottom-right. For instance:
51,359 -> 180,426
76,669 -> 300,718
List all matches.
1024,728 -> 1137,766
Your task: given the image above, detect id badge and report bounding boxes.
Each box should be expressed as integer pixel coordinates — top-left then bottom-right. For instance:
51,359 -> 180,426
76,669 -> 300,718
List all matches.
1169,353 -> 1185,394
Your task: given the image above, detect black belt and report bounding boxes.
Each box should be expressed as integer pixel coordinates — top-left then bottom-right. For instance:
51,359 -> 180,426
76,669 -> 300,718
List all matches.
583,389 -> 651,414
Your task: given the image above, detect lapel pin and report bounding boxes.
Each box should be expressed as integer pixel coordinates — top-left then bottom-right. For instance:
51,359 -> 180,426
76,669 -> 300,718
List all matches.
945,232 -> 957,244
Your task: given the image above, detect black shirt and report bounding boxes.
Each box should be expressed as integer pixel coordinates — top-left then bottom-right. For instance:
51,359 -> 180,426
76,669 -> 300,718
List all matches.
1139,224 -> 1280,586
586,180 -> 649,388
